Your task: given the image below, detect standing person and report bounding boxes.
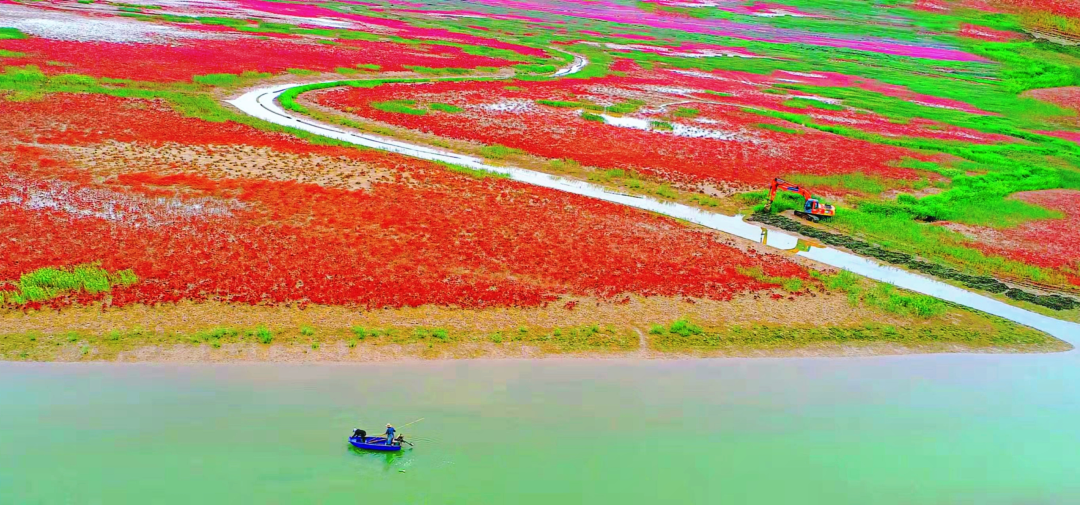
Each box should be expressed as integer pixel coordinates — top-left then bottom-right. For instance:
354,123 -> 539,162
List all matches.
352,428 -> 367,443
384,424 -> 395,445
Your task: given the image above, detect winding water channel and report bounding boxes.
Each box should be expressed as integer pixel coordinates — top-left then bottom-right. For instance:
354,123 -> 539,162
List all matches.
227,84 -> 1080,347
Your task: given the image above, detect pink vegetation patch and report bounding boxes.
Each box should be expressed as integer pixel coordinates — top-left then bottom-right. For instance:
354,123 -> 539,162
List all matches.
776,71 -> 993,115
0,37 -> 515,82
955,0 -> 1005,14
996,0 -> 1080,18
959,23 -> 1024,41
606,42 -> 765,59
950,190 -> 1080,272
467,0 -> 986,62
1038,131 -> 1080,145
234,0 -> 546,57
912,0 -> 950,12
726,2 -> 825,18
1026,87 -> 1080,113
581,30 -> 657,41
392,9 -> 550,23
642,0 -> 824,18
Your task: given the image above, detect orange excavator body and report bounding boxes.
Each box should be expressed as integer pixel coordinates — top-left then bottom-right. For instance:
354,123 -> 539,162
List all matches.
764,178 -> 835,222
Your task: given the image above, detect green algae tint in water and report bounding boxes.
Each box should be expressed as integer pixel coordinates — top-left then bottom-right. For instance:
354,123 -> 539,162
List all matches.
1,356 -> 1079,504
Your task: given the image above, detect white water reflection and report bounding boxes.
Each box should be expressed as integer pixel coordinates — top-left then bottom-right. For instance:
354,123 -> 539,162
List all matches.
228,83 -> 1080,348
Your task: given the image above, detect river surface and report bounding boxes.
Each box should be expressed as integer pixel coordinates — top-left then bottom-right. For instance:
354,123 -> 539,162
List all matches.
2,357 -> 1078,504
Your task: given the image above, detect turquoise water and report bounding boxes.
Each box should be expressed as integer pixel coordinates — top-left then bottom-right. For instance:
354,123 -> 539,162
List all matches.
2,355 -> 1079,504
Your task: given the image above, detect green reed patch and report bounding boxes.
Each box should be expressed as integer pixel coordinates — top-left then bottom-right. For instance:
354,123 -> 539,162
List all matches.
479,144 -> 524,159
371,99 -> 427,115
0,264 -> 137,307
648,320 -> 1053,351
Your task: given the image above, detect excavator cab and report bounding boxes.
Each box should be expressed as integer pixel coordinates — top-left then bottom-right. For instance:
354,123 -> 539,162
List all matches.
801,198 -> 835,222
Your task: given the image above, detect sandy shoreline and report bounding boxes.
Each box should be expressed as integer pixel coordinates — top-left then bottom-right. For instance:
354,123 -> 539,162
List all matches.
2,290 -> 1071,364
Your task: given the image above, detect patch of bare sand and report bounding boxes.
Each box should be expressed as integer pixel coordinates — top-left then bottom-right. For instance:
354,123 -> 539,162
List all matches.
8,292 -> 1017,362
2,292 -> 886,339
60,141 -> 404,190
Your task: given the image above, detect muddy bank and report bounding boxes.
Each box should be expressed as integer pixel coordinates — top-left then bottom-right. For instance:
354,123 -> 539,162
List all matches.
0,293 -> 1069,363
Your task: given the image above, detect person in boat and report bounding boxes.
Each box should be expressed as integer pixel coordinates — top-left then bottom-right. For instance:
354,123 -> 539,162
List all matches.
384,424 -> 395,445
352,428 -> 367,443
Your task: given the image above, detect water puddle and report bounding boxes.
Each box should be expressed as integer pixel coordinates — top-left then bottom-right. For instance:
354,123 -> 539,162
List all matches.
594,113 -> 745,141
229,84 -> 1080,347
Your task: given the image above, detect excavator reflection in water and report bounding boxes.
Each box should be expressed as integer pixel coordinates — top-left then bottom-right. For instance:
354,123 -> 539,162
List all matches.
764,178 -> 835,222
759,228 -> 822,253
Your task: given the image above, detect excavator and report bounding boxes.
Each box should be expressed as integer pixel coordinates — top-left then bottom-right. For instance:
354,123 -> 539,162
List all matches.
764,178 -> 835,222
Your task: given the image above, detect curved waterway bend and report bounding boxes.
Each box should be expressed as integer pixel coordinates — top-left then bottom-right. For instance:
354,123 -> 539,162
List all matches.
552,51 -> 588,76
228,84 -> 1080,347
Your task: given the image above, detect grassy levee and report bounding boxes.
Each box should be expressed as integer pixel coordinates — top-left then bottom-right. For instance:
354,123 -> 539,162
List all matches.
749,212 -> 1080,311
0,322 -> 639,361
647,317 -> 1060,354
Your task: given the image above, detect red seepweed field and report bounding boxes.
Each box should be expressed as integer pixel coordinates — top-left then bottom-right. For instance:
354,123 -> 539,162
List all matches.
0,93 -> 808,312
312,66 -> 959,190
2,0 -> 1078,360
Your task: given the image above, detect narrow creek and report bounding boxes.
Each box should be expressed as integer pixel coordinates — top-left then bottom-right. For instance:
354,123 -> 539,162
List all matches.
227,84 -> 1080,347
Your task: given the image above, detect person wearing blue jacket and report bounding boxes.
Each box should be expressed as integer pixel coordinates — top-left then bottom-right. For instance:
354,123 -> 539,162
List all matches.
384,424 -> 395,445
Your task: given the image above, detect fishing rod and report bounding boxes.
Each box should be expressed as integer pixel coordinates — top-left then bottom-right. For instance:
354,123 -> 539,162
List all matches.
394,418 -> 423,447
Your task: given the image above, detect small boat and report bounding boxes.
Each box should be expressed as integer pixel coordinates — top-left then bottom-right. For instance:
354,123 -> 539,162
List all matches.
349,436 -> 402,452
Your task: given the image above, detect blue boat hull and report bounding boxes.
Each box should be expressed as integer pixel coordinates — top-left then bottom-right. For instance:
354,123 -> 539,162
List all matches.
349,436 -> 402,452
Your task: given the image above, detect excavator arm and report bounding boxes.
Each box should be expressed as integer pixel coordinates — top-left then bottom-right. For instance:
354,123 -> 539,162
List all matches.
764,178 -> 836,221
765,178 -> 812,211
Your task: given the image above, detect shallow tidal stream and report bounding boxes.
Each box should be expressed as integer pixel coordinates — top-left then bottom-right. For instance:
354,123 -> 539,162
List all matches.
2,356 -> 1079,504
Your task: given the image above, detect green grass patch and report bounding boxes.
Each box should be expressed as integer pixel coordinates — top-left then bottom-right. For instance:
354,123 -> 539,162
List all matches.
370,99 -> 427,115
814,270 -> 946,318
256,327 -> 273,344
756,123 -> 802,135
673,107 -> 700,118
581,111 -> 605,122
648,320 -> 1053,352
785,172 -> 928,195
548,158 -> 581,172
191,71 -> 272,87
429,102 -> 463,113
435,161 -> 509,180
403,66 -> 472,76
537,99 -> 604,111
649,120 -> 673,131
0,263 -> 137,307
783,97 -> 844,111
479,144 -> 524,159
607,99 -> 646,114
738,266 -> 807,293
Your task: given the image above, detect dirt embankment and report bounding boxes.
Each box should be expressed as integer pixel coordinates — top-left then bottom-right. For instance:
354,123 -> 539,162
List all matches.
1,292 -> 1068,363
